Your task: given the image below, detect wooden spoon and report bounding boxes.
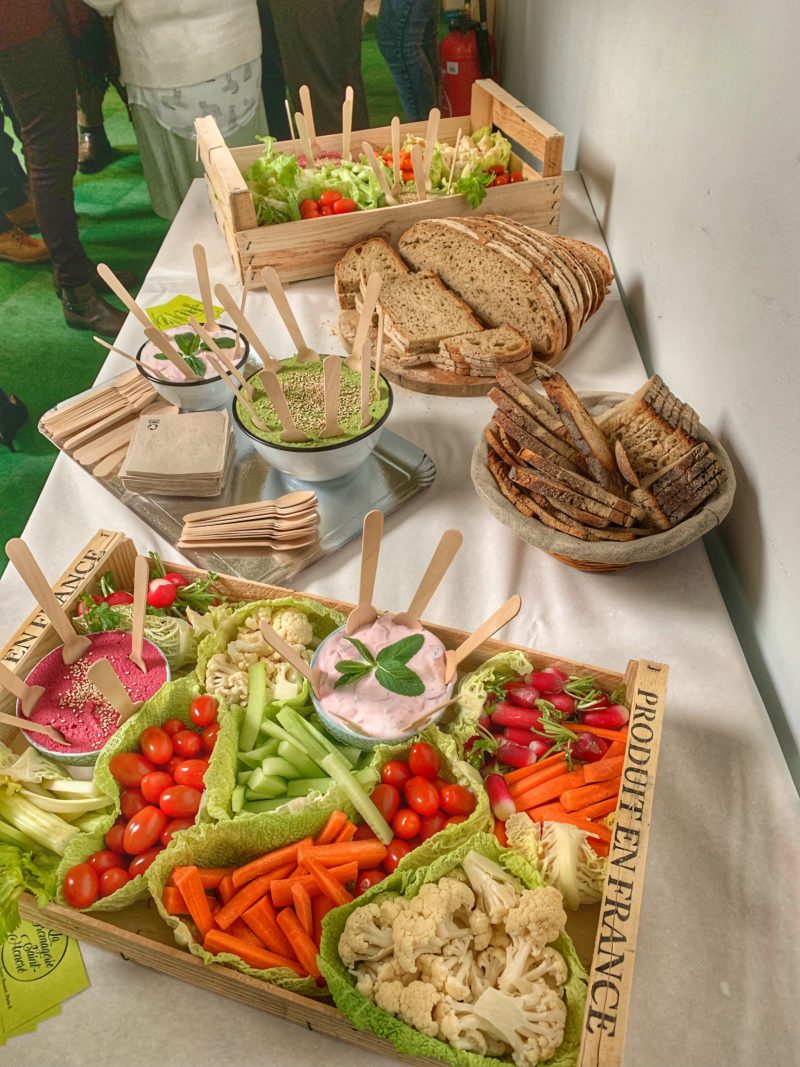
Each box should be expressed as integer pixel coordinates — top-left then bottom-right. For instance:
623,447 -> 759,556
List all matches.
321,355 -> 344,438
182,490 -> 316,523
213,283 -> 281,372
341,85 -> 353,162
93,336 -> 171,382
346,271 -> 382,371
0,708 -> 71,746
294,110 -> 315,166
422,107 -> 441,185
5,539 -> 92,665
393,530 -> 464,629
390,116 -> 402,193
446,127 -> 462,194
190,317 -> 251,394
373,307 -> 385,399
87,659 -> 140,725
143,328 -> 201,381
258,369 -> 310,443
362,142 -> 397,205
95,263 -> 153,331
411,144 -> 427,201
128,555 -> 149,673
261,266 -> 318,363
0,659 -> 44,716
298,84 -> 322,156
204,349 -> 270,432
259,619 -> 321,696
345,510 -> 384,635
444,595 -> 522,684
192,244 -> 217,329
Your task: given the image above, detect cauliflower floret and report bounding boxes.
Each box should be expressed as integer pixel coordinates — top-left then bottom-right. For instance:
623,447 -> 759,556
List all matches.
505,886 -> 567,955
469,908 -> 492,951
393,880 -> 475,973
501,945 -> 568,997
271,607 -> 315,649
204,655 -> 248,704
338,901 -> 396,967
354,955 -> 413,998
461,850 -> 522,924
472,982 -> 568,1067
375,979 -> 441,1038
490,924 -> 511,950
435,998 -> 510,1057
417,952 -> 475,1000
470,945 -> 507,998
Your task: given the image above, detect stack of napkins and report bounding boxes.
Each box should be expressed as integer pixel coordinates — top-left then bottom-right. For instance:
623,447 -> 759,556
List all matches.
120,410 -> 233,497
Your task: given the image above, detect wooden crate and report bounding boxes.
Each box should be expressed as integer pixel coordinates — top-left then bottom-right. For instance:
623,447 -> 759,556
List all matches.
8,531 -> 667,1067
196,79 -> 564,284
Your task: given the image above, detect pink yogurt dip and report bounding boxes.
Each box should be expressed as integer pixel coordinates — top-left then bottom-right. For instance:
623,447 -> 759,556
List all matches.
315,616 -> 451,740
138,324 -> 244,383
21,631 -> 168,755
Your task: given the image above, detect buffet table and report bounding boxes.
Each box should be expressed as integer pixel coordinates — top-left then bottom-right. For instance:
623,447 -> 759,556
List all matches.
4,174 -> 799,1067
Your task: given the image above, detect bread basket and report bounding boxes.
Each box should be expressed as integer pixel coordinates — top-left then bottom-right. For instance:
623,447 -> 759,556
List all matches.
471,390 -> 736,572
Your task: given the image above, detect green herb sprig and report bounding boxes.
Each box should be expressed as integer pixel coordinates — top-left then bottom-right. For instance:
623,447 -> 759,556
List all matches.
151,331 -> 235,378
334,633 -> 425,696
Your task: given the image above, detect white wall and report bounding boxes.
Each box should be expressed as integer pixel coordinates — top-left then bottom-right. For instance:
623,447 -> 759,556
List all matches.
496,0 -> 800,769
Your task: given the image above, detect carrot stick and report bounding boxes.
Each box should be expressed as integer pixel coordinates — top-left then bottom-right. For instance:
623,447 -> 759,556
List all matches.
583,755 -> 624,784
231,917 -> 265,948
334,821 -> 357,843
527,810 -> 612,840
589,837 -> 610,857
312,894 -> 334,945
527,801 -> 568,820
231,838 -> 313,888
296,840 -> 388,868
218,874 -> 236,904
203,929 -> 305,975
304,857 -> 354,907
315,811 -> 348,845
173,866 -> 234,890
574,796 -> 618,821
172,866 -> 216,938
242,895 -> 294,957
513,767 -> 585,812
276,907 -> 321,978
270,862 -> 358,907
508,760 -> 569,799
162,885 -> 188,916
292,882 -> 314,935
493,818 -> 507,847
607,740 -> 627,758
561,777 -> 621,813
215,862 -> 295,929
569,724 -> 628,743
504,752 -> 566,785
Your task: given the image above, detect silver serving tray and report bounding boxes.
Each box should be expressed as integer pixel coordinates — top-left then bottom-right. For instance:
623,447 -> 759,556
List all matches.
39,368 -> 436,586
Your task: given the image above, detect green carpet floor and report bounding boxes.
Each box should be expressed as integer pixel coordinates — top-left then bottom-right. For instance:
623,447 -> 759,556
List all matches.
0,25 -> 402,575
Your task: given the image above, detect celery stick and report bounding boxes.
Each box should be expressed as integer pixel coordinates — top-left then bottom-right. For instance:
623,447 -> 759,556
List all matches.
242,798 -> 289,813
276,708 -> 331,762
335,744 -> 362,767
238,738 -> 281,767
261,756 -> 303,780
0,817 -> 39,852
246,770 -> 286,799
260,718 -> 304,749
237,770 -> 253,785
276,739 -> 323,779
231,785 -> 246,813
240,661 -> 269,751
286,777 -> 334,797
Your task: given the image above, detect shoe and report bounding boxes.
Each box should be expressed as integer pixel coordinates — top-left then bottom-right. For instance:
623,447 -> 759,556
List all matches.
89,262 -> 138,293
0,226 -> 50,263
77,127 -> 115,174
59,282 -> 127,336
4,200 -> 37,232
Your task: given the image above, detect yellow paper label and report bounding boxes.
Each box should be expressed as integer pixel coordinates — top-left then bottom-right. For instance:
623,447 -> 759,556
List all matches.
146,295 -> 223,330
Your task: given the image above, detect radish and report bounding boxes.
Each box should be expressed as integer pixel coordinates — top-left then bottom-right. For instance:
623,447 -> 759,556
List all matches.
485,774 -> 516,821
503,725 -> 538,747
492,702 -> 543,731
550,692 -> 576,716
529,670 -> 564,694
542,667 -> 567,685
577,692 -> 610,712
572,733 -> 609,763
495,739 -> 537,770
479,713 -> 503,735
581,704 -> 629,729
502,681 -> 540,708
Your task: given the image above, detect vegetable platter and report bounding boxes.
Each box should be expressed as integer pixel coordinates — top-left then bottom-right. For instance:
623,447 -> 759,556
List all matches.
4,529 -> 667,1067
196,79 -> 564,284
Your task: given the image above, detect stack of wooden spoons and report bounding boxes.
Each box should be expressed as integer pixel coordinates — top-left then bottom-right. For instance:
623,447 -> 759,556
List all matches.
178,490 -> 319,551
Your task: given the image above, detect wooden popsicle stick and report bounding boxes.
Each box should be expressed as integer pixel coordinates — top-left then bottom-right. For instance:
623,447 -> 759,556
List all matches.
203,350 -> 269,432
298,84 -> 321,154
0,709 -> 71,746
87,659 -> 140,725
411,144 -> 427,201
0,659 -> 44,716
359,336 -> 371,430
345,510 -> 384,635
192,244 -> 217,329
373,306 -> 385,400
143,328 -> 201,381
92,443 -> 130,479
129,555 -> 149,673
74,401 -> 176,466
446,127 -> 462,194
190,317 -> 251,393
214,283 -> 281,371
341,85 -> 353,162
259,619 -> 321,695
5,539 -> 92,665
393,529 -> 464,629
284,99 -> 298,155
61,390 -> 154,451
390,116 -> 401,191
258,369 -> 310,443
422,107 -> 441,184
362,142 -> 397,205
444,595 -> 522,683
260,266 -> 318,362
407,694 -> 461,732
321,355 -> 344,438
95,263 -> 153,331
346,271 -> 382,370
294,111 -> 314,166
93,336 -> 171,382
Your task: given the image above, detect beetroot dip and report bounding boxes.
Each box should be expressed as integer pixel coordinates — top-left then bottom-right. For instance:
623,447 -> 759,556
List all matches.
21,631 -> 168,755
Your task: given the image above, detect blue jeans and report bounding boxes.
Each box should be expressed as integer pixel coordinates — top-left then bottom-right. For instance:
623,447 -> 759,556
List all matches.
377,0 -> 440,122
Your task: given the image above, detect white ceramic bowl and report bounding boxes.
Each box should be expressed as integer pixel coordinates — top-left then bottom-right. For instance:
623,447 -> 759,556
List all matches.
232,375 -> 394,483
136,324 -> 249,412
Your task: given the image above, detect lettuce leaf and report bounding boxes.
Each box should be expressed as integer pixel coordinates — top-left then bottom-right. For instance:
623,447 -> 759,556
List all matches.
319,832 -> 586,1067
0,844 -> 60,943
446,650 -> 534,754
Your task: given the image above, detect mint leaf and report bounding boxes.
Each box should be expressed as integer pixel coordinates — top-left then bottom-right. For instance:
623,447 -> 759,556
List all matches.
174,331 -> 200,357
333,665 -> 371,689
334,659 -> 371,674
345,637 -> 376,665
214,336 -> 235,349
184,353 -> 206,377
376,633 -> 424,669
374,664 -> 425,697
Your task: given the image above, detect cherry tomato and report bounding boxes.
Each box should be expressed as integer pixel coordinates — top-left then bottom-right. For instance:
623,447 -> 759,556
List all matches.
63,864 -> 99,909
166,755 -> 183,777
392,808 -> 420,840
77,594 -> 104,615
120,787 -> 147,820
109,752 -> 154,787
370,783 -> 400,823
105,822 -> 127,854
418,810 -> 447,841
408,743 -> 440,780
105,590 -> 135,606
147,577 -> 177,609
319,204 -> 334,215
99,867 -> 132,897
431,776 -> 449,793
380,759 -> 413,789
383,838 -> 412,874
439,784 -> 476,816
164,572 -> 189,588
159,785 -> 202,818
189,694 -> 218,728
124,805 -> 168,854
488,164 -> 506,175
140,770 -> 174,804
353,823 -> 377,841
355,869 -> 385,895
318,189 -> 342,206
139,725 -> 173,765
445,814 -> 468,827
510,171 -> 524,182
160,817 -> 194,847
87,849 -> 126,875
201,722 -> 220,754
128,847 -> 162,879
493,173 -> 511,186
333,197 -> 357,214
404,776 -> 440,817
162,718 -> 184,737
172,730 -> 203,758
173,759 -> 208,791
299,198 -> 319,217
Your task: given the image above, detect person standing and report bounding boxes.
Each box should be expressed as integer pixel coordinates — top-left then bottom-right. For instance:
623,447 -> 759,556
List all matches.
377,0 -> 441,122
86,0 -> 266,220
0,106 -> 49,263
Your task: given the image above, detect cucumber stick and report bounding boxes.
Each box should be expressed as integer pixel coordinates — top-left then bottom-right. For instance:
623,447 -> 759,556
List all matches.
276,739 -> 322,778
286,777 -> 334,797
240,661 -> 270,751
261,756 -> 302,779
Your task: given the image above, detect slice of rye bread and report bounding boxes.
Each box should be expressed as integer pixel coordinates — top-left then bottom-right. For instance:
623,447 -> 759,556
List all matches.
555,236 -> 614,289
439,324 -> 532,364
334,237 -> 409,310
646,444 -> 727,524
398,219 -> 568,357
509,466 -> 633,528
612,416 -> 699,479
532,362 -> 625,494
489,389 -> 584,468
495,369 -> 568,436
551,237 -> 609,313
357,270 -> 484,355
434,354 -> 533,378
614,439 -> 640,487
599,376 -> 700,439
519,447 -> 640,521
485,423 -> 525,468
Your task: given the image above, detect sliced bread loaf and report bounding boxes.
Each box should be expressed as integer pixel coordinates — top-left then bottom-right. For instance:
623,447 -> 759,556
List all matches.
434,324 -> 532,376
361,270 -> 484,355
334,237 -> 409,310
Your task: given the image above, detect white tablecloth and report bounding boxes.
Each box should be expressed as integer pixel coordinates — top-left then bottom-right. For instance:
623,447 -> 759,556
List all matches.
4,176 -> 799,1067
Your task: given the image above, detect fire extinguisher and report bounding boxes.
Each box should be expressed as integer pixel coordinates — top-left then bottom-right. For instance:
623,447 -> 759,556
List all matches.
439,1 -> 494,118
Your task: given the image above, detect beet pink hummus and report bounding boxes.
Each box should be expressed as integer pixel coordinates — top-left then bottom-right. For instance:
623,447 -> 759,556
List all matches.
21,631 -> 168,755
